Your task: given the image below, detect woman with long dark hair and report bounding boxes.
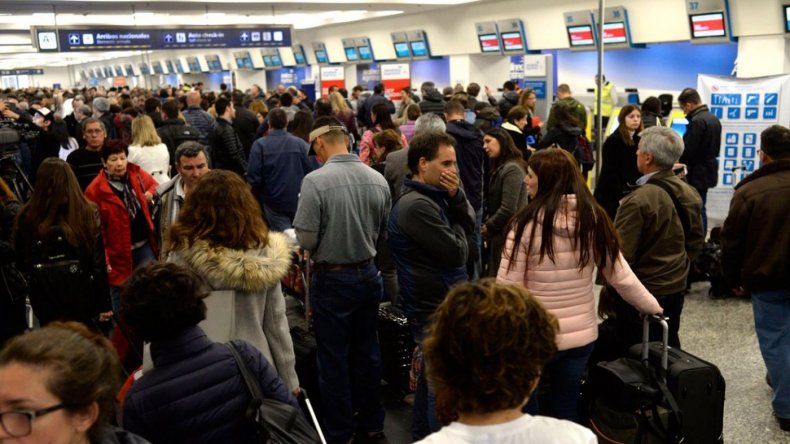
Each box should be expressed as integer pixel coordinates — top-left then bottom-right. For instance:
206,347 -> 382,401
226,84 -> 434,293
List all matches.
497,148 -> 661,423
166,170 -> 299,392
593,105 -> 644,219
15,158 -> 111,328
481,128 -> 528,276
359,102 -> 408,165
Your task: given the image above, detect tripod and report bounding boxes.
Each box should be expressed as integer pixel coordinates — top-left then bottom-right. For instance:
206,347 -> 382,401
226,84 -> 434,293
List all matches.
0,151 -> 33,202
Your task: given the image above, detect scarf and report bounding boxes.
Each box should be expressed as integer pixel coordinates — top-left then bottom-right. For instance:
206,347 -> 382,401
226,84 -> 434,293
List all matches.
106,169 -> 141,220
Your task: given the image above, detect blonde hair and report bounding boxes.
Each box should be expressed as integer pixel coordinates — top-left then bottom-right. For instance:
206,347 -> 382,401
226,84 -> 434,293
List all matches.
131,115 -> 162,147
328,92 -> 350,117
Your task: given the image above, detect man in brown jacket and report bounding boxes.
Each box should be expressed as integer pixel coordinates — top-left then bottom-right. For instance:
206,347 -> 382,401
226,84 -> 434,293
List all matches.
602,126 -> 703,356
721,124 -> 790,431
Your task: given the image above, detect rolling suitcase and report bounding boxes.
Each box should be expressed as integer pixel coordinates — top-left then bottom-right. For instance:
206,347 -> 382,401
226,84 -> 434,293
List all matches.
377,304 -> 416,395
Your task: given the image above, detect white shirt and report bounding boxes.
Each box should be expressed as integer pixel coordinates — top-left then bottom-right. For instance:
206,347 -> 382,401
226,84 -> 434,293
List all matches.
128,143 -> 171,185
416,414 -> 596,444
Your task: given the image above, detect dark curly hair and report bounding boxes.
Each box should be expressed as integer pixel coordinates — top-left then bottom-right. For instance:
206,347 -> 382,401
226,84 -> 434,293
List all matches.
120,262 -> 209,341
423,278 -> 558,416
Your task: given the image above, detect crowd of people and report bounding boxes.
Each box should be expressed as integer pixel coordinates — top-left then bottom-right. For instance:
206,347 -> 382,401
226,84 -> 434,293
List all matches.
0,76 -> 788,444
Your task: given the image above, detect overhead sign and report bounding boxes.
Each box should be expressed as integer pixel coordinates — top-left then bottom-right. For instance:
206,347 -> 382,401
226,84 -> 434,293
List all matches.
0,69 -> 44,76
34,26 -> 292,52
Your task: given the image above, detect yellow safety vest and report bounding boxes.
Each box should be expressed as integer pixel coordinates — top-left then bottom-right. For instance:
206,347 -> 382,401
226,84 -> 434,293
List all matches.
593,82 -> 614,117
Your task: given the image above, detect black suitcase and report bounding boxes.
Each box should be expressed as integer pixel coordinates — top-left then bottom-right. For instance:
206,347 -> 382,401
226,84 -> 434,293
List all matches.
589,315 -> 725,444
290,326 -> 322,422
629,340 -> 725,444
377,304 -> 415,395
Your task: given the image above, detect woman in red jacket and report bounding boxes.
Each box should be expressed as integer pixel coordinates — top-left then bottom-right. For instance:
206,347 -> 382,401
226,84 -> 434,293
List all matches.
85,140 -> 158,312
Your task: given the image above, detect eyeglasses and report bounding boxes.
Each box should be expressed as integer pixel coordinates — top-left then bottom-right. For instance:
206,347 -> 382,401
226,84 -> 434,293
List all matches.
0,403 -> 69,437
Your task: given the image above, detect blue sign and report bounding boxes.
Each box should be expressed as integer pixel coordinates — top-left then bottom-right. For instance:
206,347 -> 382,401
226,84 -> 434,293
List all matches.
722,173 -> 734,185
743,146 -> 756,158
743,133 -> 756,145
744,107 -> 759,119
764,93 -> 778,105
711,107 -> 723,118
764,107 -> 777,119
0,69 -> 44,75
727,107 -> 740,119
37,26 -> 292,52
724,146 -> 738,157
711,94 -> 742,106
741,160 -> 755,172
521,80 -> 547,99
725,133 -> 738,144
745,94 -> 759,105
723,159 -> 736,171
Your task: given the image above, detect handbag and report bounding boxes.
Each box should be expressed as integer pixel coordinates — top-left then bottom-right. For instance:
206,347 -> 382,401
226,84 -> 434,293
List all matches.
225,341 -> 322,444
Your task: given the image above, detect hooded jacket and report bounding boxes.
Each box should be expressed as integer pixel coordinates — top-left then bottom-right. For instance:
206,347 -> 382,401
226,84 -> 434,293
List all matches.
445,119 -> 485,211
419,89 -> 446,117
497,90 -> 520,119
168,232 -> 299,389
535,124 -> 583,154
497,195 -> 661,351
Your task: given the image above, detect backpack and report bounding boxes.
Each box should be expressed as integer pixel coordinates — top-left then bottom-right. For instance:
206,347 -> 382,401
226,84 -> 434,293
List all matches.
572,134 -> 595,170
27,227 -> 98,326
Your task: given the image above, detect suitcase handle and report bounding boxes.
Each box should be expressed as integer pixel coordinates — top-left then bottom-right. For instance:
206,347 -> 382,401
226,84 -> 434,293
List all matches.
642,314 -> 669,370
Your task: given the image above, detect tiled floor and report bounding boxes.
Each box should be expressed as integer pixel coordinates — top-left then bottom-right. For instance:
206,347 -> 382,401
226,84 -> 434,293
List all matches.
288,281 -> 790,443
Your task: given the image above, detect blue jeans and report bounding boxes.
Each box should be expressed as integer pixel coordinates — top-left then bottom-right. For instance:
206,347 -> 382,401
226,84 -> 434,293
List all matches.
110,243 -> 157,312
263,205 -> 295,232
523,342 -> 594,423
410,322 -> 439,441
311,263 -> 385,442
751,289 -> 790,418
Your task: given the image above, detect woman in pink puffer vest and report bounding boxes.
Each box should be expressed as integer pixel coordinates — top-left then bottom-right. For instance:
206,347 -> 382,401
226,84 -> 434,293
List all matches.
498,148 -> 662,423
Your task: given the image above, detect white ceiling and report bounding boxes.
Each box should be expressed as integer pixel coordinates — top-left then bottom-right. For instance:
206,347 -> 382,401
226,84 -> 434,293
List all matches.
0,0 -> 483,69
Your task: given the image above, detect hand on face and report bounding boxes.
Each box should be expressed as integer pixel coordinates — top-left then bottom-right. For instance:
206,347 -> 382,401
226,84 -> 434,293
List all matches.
438,169 -> 459,197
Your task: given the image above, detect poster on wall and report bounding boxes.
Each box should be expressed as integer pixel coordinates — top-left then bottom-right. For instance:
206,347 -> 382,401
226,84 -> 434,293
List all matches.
380,63 -> 410,102
320,66 -> 344,97
697,73 -> 790,227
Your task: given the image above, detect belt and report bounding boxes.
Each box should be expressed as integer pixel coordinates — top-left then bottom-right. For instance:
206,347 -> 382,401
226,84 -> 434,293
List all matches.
312,257 -> 374,273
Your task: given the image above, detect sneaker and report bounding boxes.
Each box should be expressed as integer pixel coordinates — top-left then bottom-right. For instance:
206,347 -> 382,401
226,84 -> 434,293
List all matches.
353,431 -> 390,444
775,413 -> 790,431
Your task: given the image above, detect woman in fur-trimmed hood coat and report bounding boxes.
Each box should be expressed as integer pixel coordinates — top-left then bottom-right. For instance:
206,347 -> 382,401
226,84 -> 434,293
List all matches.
168,231 -> 299,390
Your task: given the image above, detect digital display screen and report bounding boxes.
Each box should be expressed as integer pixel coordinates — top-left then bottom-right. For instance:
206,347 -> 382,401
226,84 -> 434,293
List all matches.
394,42 -> 410,58
152,61 -> 163,74
139,63 -> 150,75
358,46 -> 372,60
294,51 -> 306,65
478,33 -> 501,52
104,67 -> 114,77
186,57 -> 201,72
165,60 -> 174,74
270,54 -> 281,66
315,50 -> 328,63
125,64 -> 134,76
174,60 -> 184,74
344,47 -> 359,61
671,118 -> 689,137
602,22 -> 627,44
205,55 -> 222,71
689,12 -> 726,38
785,5 -> 790,32
235,56 -> 253,69
114,65 -> 124,76
263,55 -> 273,66
567,25 -> 595,47
501,32 -> 524,51
410,41 -> 427,57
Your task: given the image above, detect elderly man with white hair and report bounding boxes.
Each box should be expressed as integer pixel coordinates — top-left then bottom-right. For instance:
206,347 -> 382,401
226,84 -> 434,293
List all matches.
597,125 -> 704,361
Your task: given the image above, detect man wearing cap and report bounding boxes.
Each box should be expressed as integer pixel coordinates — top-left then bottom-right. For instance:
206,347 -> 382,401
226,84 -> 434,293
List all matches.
30,107 -> 60,178
92,97 -> 119,140
721,125 -> 790,432
293,116 -> 391,444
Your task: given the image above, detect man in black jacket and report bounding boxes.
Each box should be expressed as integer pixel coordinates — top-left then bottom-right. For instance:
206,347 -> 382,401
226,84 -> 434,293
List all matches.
418,81 -> 445,117
157,100 -> 200,172
358,83 -> 394,129
231,91 -> 259,158
678,87 -> 721,231
444,100 -> 485,278
211,98 -> 247,177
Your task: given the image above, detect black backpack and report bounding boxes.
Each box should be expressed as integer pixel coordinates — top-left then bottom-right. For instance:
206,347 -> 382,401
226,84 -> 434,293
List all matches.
28,227 -> 98,326
572,133 -> 595,170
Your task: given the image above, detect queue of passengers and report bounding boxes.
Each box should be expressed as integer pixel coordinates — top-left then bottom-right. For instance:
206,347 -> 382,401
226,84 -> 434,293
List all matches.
0,78 -> 788,443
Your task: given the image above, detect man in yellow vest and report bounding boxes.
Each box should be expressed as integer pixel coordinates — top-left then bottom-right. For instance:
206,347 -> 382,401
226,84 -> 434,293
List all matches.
593,74 -> 618,140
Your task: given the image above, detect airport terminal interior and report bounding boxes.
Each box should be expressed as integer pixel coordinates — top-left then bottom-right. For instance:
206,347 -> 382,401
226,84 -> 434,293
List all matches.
0,0 -> 789,442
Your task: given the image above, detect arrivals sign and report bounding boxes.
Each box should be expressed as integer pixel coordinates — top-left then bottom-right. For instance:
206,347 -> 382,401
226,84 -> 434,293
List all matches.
34,26 -> 292,52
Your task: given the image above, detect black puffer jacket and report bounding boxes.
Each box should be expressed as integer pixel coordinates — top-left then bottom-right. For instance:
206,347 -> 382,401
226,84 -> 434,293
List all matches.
445,119 -> 485,211
679,105 -> 721,190
419,90 -> 446,117
535,124 -> 582,153
497,90 -> 520,118
211,117 -> 248,177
